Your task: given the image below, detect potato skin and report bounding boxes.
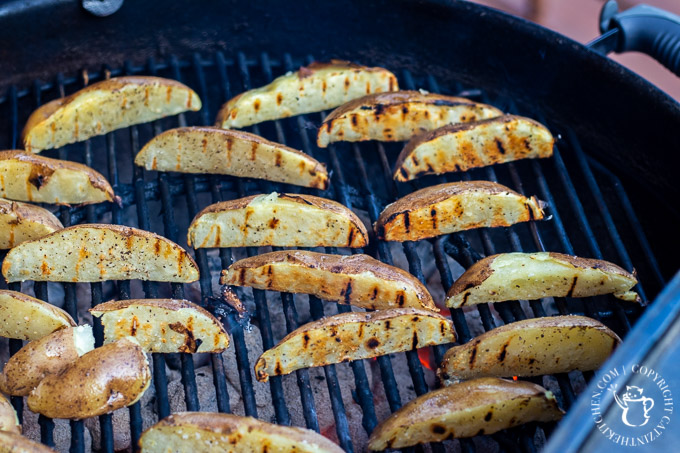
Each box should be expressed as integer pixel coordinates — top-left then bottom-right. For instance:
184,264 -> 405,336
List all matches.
0,431 -> 56,453
393,115 -> 554,181
255,308 -> 456,382
27,337 -> 151,420
222,250 -> 436,310
0,198 -> 63,249
0,393 -> 20,434
22,76 -> 201,153
317,91 -> 502,147
375,181 -> 545,241
139,412 -> 344,453
368,377 -> 563,450
446,252 -> 640,307
437,316 -> 621,384
0,290 -> 75,341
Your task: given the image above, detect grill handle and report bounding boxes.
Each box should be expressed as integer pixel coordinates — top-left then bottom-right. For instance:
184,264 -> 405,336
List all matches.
596,0 -> 680,76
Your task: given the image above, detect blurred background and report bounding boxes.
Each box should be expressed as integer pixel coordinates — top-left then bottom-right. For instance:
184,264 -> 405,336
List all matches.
470,0 -> 680,100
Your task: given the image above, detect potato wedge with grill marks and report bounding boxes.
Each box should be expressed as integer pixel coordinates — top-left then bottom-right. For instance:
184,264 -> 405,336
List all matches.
22,76 -> 201,153
0,394 -> 20,434
0,198 -> 63,249
27,337 -> 151,420
367,377 -> 563,450
135,127 -> 329,189
90,299 -> 229,353
375,181 -> 544,242
394,115 -> 555,181
188,192 -> 368,248
221,250 -> 436,311
254,307 -> 455,382
0,151 -> 115,205
2,224 -> 199,283
216,60 -> 397,129
0,290 -> 75,341
139,412 -> 344,453
0,432 -> 57,452
446,252 -> 640,308
437,316 -> 621,385
316,90 -> 502,147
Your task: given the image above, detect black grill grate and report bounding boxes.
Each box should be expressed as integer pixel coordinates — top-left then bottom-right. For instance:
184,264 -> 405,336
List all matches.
0,52 -> 663,453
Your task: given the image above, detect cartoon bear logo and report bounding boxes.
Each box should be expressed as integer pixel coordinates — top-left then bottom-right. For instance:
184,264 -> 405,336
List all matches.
613,385 -> 655,427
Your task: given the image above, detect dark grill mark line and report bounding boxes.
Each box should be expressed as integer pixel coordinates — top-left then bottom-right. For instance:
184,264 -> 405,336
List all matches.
344,280 -> 353,303
498,341 -> 510,363
411,331 -> 419,349
495,138 -> 506,155
403,212 -> 410,233
566,276 -> 578,298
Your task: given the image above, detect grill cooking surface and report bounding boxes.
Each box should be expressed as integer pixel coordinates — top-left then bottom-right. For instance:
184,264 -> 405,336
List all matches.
0,53 -> 664,452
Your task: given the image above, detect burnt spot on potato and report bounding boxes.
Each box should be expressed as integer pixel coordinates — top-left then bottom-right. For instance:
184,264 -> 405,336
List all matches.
302,333 -> 311,349
28,166 -> 55,190
495,138 -> 506,155
566,276 -> 578,298
431,424 -> 447,435
484,411 -> 493,421
366,338 -> 380,349
412,331 -> 419,349
169,322 -> 198,353
498,340 -> 510,363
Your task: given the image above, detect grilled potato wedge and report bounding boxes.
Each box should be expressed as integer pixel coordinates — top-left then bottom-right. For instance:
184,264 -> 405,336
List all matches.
368,377 -> 563,449
221,250 -> 436,311
0,198 -> 63,249
438,316 -> 620,385
0,150 -> 115,205
188,192 -> 368,248
394,115 -> 555,181
22,76 -> 201,153
317,91 -> 502,147
0,290 -> 76,340
216,60 -> 398,129
0,394 -> 20,434
139,412 -> 344,453
90,299 -> 229,353
255,307 -> 455,382
135,126 -> 329,189
0,325 -> 94,396
2,224 -> 199,283
27,337 -> 151,420
0,432 -> 56,453
375,181 -> 544,241
447,252 -> 640,308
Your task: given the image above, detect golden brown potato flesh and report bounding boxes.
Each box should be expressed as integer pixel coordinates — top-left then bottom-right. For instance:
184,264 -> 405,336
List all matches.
0,198 -> 63,249
27,337 -> 151,420
446,252 -> 640,308
368,377 -> 564,450
188,192 -> 368,248
0,431 -> 57,453
216,60 -> 398,129
135,127 -> 329,189
2,224 -> 199,283
437,316 -> 621,385
255,308 -> 455,382
0,393 -> 20,434
317,91 -> 502,147
221,250 -> 436,311
0,325 -> 94,396
90,299 -> 229,353
22,76 -> 201,153
139,412 -> 344,453
0,290 -> 75,340
0,150 -> 115,205
394,115 -> 555,181
375,181 -> 544,242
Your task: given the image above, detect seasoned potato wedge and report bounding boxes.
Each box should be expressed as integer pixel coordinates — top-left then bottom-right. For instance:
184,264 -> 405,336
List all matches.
368,377 -> 563,449
188,192 -> 368,248
0,151 -> 115,205
447,252 -> 640,308
317,91 -> 502,147
139,412 -> 344,453
0,432 -> 56,453
22,76 -> 201,153
90,299 -> 229,353
0,290 -> 75,340
375,181 -> 544,241
2,224 -> 199,283
437,316 -> 620,385
0,325 -> 94,396
221,250 -> 436,311
0,198 -> 63,249
135,126 -> 329,189
216,60 -> 397,129
0,393 -> 20,434
255,308 -> 455,382
27,337 -> 151,420
394,115 -> 555,181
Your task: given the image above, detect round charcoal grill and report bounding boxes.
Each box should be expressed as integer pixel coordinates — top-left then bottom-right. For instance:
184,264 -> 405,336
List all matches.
0,1 -> 678,452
